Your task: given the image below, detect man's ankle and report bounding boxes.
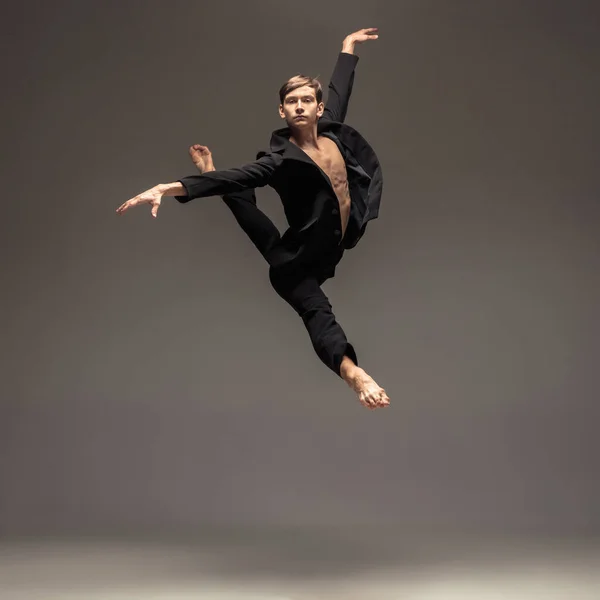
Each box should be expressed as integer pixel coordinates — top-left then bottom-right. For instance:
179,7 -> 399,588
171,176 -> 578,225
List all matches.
340,356 -> 362,387
194,163 -> 215,174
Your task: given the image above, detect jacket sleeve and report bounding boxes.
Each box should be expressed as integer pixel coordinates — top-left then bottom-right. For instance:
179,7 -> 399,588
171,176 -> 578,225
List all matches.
175,152 -> 281,203
321,52 -> 360,123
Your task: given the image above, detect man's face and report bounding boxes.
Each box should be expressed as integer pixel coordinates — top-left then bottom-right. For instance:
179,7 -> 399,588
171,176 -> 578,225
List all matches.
279,85 -> 324,128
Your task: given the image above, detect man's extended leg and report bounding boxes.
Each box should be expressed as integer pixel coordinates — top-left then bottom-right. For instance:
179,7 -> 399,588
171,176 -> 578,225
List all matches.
269,268 -> 389,409
269,268 -> 356,375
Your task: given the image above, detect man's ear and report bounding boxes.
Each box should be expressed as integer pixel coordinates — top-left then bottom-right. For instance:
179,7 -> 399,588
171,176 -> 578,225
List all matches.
317,101 -> 325,117
278,104 -> 285,119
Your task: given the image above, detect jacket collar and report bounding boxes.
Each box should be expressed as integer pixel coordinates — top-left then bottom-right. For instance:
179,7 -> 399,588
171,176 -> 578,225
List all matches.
268,119 -> 341,161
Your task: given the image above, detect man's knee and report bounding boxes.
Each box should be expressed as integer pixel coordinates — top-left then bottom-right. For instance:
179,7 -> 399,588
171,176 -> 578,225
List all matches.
268,267 -> 288,301
268,269 -> 325,308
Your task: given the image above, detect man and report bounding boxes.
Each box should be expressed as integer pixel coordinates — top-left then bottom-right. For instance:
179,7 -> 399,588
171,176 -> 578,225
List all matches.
117,28 -> 389,410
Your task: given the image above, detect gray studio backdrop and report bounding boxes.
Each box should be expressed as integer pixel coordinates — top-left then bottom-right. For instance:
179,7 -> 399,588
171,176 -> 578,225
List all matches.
1,0 -> 599,537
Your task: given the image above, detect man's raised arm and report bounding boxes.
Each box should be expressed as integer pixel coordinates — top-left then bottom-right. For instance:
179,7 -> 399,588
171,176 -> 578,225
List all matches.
116,151 -> 281,218
321,27 -> 379,124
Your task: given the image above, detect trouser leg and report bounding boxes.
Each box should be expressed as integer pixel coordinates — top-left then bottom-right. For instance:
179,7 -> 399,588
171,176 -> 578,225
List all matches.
269,268 -> 358,377
221,190 -> 280,262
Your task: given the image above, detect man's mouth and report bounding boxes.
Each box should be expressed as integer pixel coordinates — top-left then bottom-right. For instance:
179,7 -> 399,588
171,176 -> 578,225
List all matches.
295,116 -> 306,120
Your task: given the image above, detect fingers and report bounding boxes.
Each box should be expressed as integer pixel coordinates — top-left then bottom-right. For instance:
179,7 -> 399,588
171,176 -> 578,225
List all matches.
116,198 -> 139,215
116,198 -> 134,214
354,27 -> 378,35
116,191 -> 160,217
352,27 -> 379,42
116,199 -> 159,218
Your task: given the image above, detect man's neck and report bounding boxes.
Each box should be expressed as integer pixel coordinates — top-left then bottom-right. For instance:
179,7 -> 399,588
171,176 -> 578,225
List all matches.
288,123 -> 321,151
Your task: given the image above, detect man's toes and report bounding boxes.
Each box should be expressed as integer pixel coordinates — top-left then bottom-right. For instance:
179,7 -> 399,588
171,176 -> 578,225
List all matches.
359,394 -> 373,409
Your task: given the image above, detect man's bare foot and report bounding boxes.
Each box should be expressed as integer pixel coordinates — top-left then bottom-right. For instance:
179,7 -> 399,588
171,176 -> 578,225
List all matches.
340,358 -> 390,410
354,371 -> 390,409
189,144 -> 215,173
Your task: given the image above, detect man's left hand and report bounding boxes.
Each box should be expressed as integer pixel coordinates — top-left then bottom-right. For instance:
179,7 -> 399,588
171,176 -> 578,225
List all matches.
342,27 -> 379,53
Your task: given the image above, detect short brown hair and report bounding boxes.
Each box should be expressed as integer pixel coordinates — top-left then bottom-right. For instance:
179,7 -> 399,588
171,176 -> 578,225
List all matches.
278,75 -> 323,105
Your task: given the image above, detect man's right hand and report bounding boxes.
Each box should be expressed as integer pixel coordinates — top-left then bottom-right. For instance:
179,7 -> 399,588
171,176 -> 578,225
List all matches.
189,144 -> 215,173
116,185 -> 164,218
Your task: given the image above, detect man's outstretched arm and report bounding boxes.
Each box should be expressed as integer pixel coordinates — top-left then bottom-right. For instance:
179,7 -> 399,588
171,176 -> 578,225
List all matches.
321,27 -> 379,124
116,151 -> 281,218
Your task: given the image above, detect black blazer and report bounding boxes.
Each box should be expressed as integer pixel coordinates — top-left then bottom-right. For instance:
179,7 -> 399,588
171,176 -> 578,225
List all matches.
176,52 -> 383,263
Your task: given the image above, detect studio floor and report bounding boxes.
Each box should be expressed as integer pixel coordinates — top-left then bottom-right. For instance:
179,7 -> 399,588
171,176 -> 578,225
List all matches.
1,527 -> 599,599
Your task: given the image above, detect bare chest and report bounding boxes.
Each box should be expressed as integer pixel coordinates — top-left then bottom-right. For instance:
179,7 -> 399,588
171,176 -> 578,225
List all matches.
303,137 -> 348,192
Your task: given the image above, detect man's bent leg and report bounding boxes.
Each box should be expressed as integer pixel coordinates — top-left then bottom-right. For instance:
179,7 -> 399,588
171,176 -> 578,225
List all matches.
222,190 -> 281,262
189,147 -> 281,262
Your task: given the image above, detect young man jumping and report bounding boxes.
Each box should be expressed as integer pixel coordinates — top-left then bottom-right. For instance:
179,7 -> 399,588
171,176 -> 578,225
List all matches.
117,28 -> 390,410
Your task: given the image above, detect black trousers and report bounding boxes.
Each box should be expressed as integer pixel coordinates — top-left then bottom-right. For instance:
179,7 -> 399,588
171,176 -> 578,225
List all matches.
222,192 -> 358,377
